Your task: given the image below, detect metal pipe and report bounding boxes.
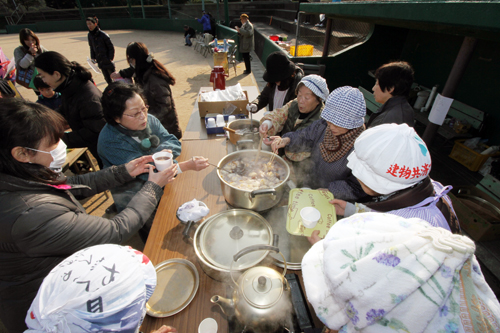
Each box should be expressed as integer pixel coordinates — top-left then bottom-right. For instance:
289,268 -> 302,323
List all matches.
294,12 -> 300,57
224,0 -> 229,26
75,0 -> 85,20
168,0 -> 171,19
140,0 -> 145,19
322,18 -> 332,58
422,36 -> 478,145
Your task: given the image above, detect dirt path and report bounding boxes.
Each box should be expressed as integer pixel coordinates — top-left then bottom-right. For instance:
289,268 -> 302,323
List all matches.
2,29 -> 258,133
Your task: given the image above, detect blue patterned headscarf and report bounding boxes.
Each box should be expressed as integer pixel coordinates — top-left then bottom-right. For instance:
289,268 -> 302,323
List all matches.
321,86 -> 366,129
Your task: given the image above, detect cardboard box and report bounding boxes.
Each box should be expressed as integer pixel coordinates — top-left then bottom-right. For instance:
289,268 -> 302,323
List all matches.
198,91 -> 249,117
449,187 -> 500,241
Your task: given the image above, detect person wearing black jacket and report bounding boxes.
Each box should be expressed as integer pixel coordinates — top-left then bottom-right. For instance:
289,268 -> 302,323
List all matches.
183,25 -> 196,46
86,16 -> 115,85
35,51 -> 106,167
247,51 -> 304,114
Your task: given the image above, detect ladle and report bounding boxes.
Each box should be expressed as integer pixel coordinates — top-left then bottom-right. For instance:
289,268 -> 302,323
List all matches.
223,127 -> 236,134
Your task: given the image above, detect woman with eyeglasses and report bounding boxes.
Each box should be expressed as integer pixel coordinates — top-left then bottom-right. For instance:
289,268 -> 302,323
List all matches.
98,83 -> 209,241
35,51 -> 106,167
0,98 -> 177,333
110,42 -> 182,139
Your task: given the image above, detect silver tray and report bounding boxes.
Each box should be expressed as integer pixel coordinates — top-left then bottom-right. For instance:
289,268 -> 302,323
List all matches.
146,258 -> 199,317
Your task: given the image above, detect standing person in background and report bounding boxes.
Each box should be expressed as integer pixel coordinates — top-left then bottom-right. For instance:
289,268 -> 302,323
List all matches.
236,13 -> 254,75
111,42 -> 182,139
13,28 -> 48,94
35,51 -> 106,167
247,51 -> 304,114
86,16 -> 115,85
366,61 -> 415,128
196,10 -> 212,34
183,25 -> 196,46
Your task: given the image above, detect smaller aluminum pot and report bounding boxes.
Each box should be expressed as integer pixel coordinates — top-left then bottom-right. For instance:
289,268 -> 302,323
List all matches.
227,119 -> 260,145
183,209 -> 274,281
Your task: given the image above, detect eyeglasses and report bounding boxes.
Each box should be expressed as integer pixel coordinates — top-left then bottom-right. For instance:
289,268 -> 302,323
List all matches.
123,105 -> 149,119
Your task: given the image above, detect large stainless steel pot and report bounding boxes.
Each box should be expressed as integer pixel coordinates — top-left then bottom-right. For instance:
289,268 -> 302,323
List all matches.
217,150 -> 290,212
184,209 -> 274,281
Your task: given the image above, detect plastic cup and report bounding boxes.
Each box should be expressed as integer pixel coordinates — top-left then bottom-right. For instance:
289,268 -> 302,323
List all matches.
198,318 -> 218,333
153,151 -> 173,172
206,118 -> 216,128
228,115 -> 236,124
216,114 -> 225,127
300,207 -> 321,228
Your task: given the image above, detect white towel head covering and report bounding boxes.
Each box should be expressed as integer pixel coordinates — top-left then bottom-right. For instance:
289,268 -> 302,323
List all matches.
347,123 -> 432,195
321,86 -> 366,129
298,74 -> 329,102
302,212 -> 500,332
25,244 -> 157,333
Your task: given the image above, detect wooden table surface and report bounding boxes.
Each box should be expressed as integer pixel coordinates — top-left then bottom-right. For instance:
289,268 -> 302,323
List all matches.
141,87 -> 322,332
140,139 -> 231,333
183,86 -> 261,141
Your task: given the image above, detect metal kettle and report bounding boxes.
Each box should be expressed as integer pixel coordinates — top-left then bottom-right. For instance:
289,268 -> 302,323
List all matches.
211,243 -> 292,332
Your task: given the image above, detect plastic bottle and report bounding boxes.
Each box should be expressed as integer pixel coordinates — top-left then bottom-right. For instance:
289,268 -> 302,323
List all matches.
214,38 -> 218,50
223,39 -> 228,52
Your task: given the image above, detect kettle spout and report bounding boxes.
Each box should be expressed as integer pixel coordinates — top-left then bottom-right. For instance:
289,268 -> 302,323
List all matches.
210,295 -> 234,316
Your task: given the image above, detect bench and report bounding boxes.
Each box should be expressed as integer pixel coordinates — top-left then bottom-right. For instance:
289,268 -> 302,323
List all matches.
412,90 -> 486,142
297,62 -> 326,77
358,85 -> 486,143
358,85 -> 381,122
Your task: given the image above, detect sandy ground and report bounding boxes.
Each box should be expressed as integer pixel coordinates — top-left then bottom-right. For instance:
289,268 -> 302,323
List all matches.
1,29 -> 260,132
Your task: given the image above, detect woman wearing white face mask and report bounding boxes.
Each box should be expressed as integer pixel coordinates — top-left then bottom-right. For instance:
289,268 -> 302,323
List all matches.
0,99 -> 177,333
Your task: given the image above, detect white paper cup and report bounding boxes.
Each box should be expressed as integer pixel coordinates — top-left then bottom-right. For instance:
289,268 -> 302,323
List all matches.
206,118 -> 216,128
216,114 -> 225,127
228,115 -> 236,123
300,207 -> 321,228
198,317 -> 218,333
153,152 -> 173,171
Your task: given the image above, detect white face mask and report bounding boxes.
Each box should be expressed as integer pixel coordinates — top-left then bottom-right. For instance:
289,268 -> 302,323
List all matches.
25,140 -> 67,172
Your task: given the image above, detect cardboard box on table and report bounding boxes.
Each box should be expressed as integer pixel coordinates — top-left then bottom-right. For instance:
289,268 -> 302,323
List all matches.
449,186 -> 500,241
198,91 -> 249,117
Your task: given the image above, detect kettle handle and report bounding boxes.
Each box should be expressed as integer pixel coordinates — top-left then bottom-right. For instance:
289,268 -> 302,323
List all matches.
230,239 -> 287,287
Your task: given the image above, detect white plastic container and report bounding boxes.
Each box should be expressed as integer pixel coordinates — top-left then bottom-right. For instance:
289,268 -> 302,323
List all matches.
300,207 -> 321,228
153,151 -> 173,171
198,317 -> 218,333
206,118 -> 216,128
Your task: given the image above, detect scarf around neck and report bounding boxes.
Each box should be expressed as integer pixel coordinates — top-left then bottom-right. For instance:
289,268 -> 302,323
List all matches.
319,125 -> 364,162
114,123 -> 160,151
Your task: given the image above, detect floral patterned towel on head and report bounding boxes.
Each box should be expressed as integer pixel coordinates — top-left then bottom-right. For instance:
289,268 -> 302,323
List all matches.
302,212 -> 500,333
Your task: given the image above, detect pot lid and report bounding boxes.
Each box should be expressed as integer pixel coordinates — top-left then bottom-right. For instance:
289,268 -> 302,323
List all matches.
199,210 -> 272,270
240,266 -> 283,308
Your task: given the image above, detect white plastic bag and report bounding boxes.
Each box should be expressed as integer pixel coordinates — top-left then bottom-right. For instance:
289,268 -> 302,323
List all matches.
176,199 -> 209,223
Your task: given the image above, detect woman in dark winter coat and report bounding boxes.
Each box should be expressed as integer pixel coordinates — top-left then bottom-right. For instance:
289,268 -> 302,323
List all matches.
86,16 -> 115,85
247,51 -> 304,114
366,61 -> 415,128
35,51 -> 106,167
111,42 -> 182,139
0,99 -> 177,333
